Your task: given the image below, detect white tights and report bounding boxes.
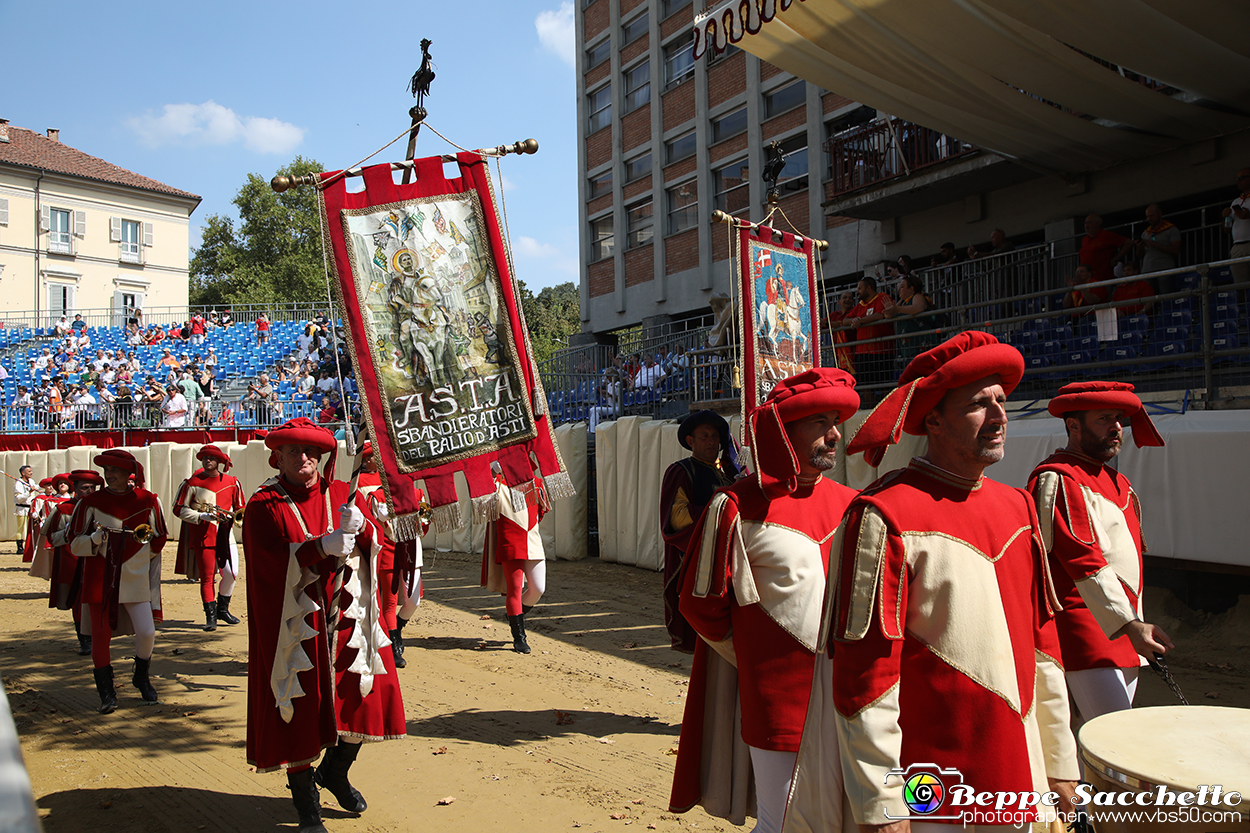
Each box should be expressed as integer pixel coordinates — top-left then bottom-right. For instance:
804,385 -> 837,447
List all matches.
217,563 -> 236,598
399,568 -> 421,619
1067,666 -> 1138,722
127,602 -> 156,660
747,746 -> 797,833
521,559 -> 546,608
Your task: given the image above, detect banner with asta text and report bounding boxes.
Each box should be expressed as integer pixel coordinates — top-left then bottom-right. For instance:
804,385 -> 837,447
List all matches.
738,225 -> 820,412
318,154 -> 571,538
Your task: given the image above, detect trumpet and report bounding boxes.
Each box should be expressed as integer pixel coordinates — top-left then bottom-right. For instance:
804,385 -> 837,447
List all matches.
93,522 -> 157,545
417,499 -> 434,523
191,500 -> 245,526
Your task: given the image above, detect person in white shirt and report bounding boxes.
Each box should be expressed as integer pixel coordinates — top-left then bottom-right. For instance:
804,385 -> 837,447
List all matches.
71,386 -> 97,427
36,349 -> 52,371
316,371 -> 337,394
55,316 -> 71,337
297,369 -> 315,395
92,350 -> 108,372
632,355 -> 666,390
100,365 -> 116,385
161,385 -> 189,428
0,362 -> 9,381
76,331 -> 91,351
13,465 -> 37,553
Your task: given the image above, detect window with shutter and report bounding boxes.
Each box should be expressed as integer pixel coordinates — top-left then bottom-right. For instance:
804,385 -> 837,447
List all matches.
120,220 -> 141,263
142,222 -> 153,247
110,217 -> 122,242
0,198 -> 9,226
73,210 -> 86,237
47,209 -> 72,254
39,205 -> 49,232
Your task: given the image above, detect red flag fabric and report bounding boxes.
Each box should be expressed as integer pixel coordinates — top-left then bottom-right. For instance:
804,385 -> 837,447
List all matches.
318,154 -> 571,538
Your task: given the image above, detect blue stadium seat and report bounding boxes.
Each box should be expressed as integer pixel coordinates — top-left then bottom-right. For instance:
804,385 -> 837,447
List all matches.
1121,315 -> 1149,337
1162,310 -> 1192,329
1213,303 -> 1240,323
1142,340 -> 1186,371
1208,265 -> 1234,285
1211,333 -> 1243,363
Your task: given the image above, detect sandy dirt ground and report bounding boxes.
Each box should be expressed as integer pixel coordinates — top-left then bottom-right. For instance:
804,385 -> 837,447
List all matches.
2,546 -> 1248,833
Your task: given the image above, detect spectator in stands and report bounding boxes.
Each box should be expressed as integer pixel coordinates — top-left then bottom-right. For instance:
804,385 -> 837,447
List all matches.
825,291 -> 857,374
1137,203 -> 1181,292
884,274 -> 938,365
0,361 -> 8,382
316,370 -> 338,396
318,395 -> 336,424
247,372 -> 276,425
189,311 -> 206,346
631,354 -> 666,391
967,228 -> 1015,259
113,383 -> 134,426
160,348 -> 180,370
179,370 -> 204,405
115,364 -> 132,386
1063,264 -> 1108,314
125,351 -> 139,372
1223,167 -> 1250,287
12,386 -> 33,428
931,242 -> 963,267
298,324 -> 317,360
100,364 -> 116,386
208,310 -> 220,329
90,350 -> 107,372
220,309 -> 234,327
161,384 -> 189,428
168,321 -> 185,341
36,347 -> 52,371
55,315 -> 72,337
1080,214 -> 1133,283
296,367 -> 315,395
895,254 -> 915,276
142,378 -> 163,424
75,329 -> 91,351
62,353 -> 80,376
664,344 -> 690,377
94,381 -> 116,426
842,276 -> 896,388
256,312 -> 271,346
71,314 -> 86,333
195,363 -> 214,398
127,306 -> 143,328
126,323 -> 143,346
204,347 -> 218,371
1111,262 -> 1156,317
195,396 -> 214,427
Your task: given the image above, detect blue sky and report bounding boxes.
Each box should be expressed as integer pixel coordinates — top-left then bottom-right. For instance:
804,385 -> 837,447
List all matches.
1,0 -> 579,291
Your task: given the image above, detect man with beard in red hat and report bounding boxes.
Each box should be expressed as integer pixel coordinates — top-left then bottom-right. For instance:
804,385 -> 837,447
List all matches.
174,444 -> 246,631
659,410 -> 739,653
244,418 -> 404,833
68,451 -> 168,714
669,368 -> 860,833
30,472 -> 93,655
785,332 -> 1079,832
1028,382 -> 1174,723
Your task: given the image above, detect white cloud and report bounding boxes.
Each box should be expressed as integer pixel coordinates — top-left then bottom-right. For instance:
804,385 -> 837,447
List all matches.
127,101 -> 304,154
513,234 -> 580,288
536,2 -> 575,67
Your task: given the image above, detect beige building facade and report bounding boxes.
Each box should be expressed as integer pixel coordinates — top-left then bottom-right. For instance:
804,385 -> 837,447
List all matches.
0,119 -> 200,327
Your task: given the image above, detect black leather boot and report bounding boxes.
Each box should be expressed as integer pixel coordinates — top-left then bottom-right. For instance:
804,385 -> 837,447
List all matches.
315,741 -> 367,813
287,767 -> 327,833
203,601 -> 217,631
93,666 -> 117,714
132,656 -> 159,703
389,629 -> 406,669
216,594 -> 239,625
508,613 -> 531,654
74,621 -> 91,656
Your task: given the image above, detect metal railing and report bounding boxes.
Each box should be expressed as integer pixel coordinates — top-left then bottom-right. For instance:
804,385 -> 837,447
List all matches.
4,303 -> 334,332
825,117 -> 979,197
540,255 -> 1250,424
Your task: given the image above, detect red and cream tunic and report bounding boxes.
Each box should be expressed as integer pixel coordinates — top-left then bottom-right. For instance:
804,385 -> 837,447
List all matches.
35,498 -> 80,611
68,487 -> 168,626
27,495 -> 69,579
173,469 -> 245,578
670,474 -> 856,819
816,459 -> 1076,827
1028,449 -> 1145,671
244,475 -> 404,773
22,492 -> 54,563
480,474 -> 546,593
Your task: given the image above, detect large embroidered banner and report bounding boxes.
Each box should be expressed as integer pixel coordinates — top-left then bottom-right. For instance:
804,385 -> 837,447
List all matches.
737,225 -> 820,412
318,154 -> 570,538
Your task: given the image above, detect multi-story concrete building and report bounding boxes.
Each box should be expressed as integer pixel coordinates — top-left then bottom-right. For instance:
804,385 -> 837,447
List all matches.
574,0 -> 1250,343
0,119 -> 200,326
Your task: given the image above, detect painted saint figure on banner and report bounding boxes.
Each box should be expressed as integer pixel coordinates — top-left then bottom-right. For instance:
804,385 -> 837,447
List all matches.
749,240 -> 814,399
341,193 -> 537,472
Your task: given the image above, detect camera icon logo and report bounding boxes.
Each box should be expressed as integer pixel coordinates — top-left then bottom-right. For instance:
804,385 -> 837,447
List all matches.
884,763 -> 966,820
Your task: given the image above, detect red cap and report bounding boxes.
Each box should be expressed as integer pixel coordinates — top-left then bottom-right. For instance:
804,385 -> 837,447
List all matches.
68,469 -> 104,486
265,417 -> 338,478
749,367 -> 859,499
848,331 -> 1024,467
92,449 -> 145,489
197,444 -> 233,469
1047,381 -> 1164,448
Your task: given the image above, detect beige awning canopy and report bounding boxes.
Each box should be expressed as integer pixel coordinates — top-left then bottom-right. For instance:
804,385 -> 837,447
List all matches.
693,0 -> 1250,173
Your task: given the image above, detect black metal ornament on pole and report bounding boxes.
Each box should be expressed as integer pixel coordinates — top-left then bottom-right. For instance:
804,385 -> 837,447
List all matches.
402,39 -> 436,185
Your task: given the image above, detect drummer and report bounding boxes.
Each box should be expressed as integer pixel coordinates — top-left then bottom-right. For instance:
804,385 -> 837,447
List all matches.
1028,382 -> 1174,722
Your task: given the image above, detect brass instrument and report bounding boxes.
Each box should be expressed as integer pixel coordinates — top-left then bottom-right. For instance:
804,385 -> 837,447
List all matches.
417,499 -> 434,523
93,522 -> 157,545
190,500 -> 244,526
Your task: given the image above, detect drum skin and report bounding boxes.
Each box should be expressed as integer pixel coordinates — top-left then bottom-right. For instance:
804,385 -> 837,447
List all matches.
1078,706 -> 1250,833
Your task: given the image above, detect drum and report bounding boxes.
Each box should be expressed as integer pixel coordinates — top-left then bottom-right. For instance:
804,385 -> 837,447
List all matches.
1077,705 -> 1250,832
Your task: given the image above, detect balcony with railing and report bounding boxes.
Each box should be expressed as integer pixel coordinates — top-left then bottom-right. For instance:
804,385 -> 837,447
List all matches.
824,118 -> 980,201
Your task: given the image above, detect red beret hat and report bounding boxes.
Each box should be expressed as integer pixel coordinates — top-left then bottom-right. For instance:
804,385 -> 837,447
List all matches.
197,444 -> 233,468
361,440 -> 374,458
264,417 -> 336,453
749,367 -> 859,499
848,331 -> 1024,467
1047,381 -> 1163,447
93,449 -> 146,489
68,469 -> 104,486
38,476 -> 54,488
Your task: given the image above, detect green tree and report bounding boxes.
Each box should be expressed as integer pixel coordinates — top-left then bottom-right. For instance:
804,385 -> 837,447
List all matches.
519,281 -> 580,365
190,156 -> 326,307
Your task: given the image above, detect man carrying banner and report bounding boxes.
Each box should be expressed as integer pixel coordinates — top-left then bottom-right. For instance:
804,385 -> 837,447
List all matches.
659,410 -> 738,653
1028,382 -> 1174,723
670,368 -> 860,833
244,418 -> 404,833
785,332 -> 1079,831
69,450 -> 168,714
175,445 -> 246,632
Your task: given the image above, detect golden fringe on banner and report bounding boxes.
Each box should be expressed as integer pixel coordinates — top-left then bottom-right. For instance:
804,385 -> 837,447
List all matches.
388,471 -> 576,540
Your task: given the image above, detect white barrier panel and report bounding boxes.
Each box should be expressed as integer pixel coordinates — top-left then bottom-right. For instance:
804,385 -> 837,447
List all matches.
595,419 -> 619,563
540,422 -> 590,561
